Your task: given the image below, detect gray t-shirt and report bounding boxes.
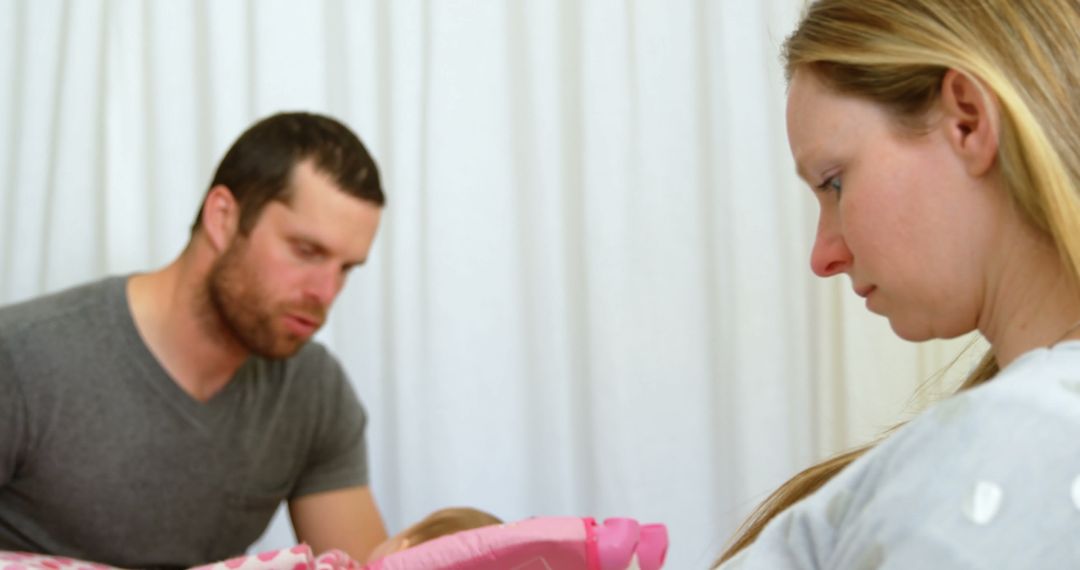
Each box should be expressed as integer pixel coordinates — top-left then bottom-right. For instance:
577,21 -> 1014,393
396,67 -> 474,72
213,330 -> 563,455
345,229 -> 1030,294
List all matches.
721,341 -> 1080,569
0,277 -> 370,568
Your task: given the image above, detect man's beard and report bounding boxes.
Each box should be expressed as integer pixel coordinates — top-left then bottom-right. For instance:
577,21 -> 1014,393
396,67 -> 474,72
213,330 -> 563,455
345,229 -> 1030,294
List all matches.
206,238 -> 325,360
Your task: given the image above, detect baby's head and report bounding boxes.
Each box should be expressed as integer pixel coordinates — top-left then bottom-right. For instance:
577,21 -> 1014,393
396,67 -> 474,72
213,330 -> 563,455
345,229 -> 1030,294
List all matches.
367,507 -> 503,562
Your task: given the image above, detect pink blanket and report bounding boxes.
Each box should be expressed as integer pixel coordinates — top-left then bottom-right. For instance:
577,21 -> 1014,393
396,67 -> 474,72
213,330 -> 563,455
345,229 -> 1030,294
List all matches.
1,516 -> 667,570
0,546 -> 356,570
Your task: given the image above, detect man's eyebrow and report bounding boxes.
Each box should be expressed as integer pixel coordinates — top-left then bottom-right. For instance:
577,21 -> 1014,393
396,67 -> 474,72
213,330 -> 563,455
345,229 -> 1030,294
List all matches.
291,232 -> 369,267
343,258 -> 368,270
291,233 -> 328,250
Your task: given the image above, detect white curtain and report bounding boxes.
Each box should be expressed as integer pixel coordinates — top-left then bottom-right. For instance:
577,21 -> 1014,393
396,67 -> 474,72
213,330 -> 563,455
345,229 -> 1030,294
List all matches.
0,1 -> 982,566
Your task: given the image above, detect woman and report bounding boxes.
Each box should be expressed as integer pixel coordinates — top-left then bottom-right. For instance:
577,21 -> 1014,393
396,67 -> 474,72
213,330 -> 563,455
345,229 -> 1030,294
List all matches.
717,0 -> 1080,567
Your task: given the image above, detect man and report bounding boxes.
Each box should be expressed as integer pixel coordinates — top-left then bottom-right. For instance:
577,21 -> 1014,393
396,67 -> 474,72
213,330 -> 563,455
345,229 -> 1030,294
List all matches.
0,112 -> 388,567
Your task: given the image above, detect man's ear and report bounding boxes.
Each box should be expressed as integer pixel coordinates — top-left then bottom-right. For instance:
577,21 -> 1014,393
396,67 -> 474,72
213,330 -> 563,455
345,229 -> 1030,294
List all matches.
201,185 -> 239,252
939,68 -> 1000,177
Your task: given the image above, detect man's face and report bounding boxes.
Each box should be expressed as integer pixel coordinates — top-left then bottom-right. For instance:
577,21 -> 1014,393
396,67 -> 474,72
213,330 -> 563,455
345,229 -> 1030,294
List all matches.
207,161 -> 382,359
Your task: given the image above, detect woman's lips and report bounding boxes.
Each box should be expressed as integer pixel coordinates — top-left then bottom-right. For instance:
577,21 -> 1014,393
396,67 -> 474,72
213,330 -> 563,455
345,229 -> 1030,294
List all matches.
854,285 -> 876,298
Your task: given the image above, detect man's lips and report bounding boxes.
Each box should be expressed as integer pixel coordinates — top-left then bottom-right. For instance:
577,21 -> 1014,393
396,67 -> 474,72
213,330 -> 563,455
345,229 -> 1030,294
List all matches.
284,314 -> 322,336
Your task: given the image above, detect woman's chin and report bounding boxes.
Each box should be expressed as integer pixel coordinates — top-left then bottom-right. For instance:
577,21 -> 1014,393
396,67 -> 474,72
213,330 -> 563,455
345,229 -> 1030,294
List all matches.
888,319 -> 936,342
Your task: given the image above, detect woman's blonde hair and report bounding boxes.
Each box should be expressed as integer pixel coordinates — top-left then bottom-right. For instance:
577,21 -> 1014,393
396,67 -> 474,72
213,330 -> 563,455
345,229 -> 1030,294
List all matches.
402,507 -> 503,547
718,0 -> 1080,563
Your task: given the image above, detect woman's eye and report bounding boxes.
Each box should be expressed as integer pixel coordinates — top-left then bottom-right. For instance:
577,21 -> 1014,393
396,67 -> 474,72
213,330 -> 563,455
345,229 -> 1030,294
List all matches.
817,175 -> 842,195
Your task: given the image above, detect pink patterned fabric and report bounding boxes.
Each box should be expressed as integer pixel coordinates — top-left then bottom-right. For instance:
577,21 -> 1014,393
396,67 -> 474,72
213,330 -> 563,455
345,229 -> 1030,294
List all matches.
190,545 -> 361,570
0,551 -> 115,570
0,547 -> 361,570
0,516 -> 667,570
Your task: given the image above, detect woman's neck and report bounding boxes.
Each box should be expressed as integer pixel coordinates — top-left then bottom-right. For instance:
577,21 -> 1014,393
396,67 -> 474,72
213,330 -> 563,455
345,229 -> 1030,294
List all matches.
979,219 -> 1080,367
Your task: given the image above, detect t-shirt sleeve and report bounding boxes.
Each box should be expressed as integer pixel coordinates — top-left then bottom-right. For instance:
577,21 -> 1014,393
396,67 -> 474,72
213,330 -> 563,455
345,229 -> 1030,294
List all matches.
290,351 -> 370,498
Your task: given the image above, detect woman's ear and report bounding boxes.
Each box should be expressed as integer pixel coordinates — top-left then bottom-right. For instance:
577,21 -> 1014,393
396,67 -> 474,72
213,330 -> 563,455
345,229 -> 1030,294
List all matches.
200,185 -> 239,252
939,68 -> 1000,177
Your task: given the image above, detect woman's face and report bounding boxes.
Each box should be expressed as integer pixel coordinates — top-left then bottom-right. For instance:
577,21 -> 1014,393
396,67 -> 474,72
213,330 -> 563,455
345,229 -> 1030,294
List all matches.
785,69 -> 1003,341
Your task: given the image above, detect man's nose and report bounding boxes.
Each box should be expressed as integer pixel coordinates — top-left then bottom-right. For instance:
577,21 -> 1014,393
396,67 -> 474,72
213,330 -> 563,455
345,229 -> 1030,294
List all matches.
305,266 -> 342,308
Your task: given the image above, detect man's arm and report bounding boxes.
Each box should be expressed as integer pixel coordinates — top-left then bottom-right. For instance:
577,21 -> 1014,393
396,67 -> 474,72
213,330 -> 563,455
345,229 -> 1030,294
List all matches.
288,485 -> 388,562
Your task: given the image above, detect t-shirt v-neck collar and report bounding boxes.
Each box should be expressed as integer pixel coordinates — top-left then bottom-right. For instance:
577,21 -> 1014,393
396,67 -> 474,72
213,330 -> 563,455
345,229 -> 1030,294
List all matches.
106,275 -> 248,431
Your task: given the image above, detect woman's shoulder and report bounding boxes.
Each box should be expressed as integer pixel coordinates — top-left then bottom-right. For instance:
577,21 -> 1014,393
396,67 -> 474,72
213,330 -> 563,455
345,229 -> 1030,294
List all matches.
730,343 -> 1080,569
909,341 -> 1080,441
820,341 -> 1080,567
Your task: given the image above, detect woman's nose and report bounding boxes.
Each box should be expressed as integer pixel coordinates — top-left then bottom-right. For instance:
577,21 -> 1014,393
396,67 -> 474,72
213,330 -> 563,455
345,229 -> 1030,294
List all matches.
810,216 -> 852,277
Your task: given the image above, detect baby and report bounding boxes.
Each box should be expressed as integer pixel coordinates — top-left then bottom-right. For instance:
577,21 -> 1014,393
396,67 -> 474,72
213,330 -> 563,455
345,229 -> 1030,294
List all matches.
366,507 -> 503,562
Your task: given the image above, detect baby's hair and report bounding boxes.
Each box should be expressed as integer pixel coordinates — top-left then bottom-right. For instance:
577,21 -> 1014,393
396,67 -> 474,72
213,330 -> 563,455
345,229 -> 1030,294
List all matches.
403,507 -> 503,547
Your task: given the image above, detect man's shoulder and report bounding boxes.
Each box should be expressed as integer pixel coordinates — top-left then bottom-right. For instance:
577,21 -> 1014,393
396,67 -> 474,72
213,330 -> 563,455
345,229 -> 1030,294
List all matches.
0,276 -> 124,336
263,340 -> 335,371
249,340 -> 348,388
243,341 -> 362,420
289,341 -> 351,387
292,339 -> 335,363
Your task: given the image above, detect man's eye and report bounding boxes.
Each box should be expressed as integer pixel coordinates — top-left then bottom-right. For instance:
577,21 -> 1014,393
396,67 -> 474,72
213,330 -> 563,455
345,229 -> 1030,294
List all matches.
294,243 -> 318,259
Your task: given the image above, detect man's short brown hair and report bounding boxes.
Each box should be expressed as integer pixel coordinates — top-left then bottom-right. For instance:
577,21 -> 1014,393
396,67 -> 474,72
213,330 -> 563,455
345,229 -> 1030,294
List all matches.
192,112 -> 385,235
